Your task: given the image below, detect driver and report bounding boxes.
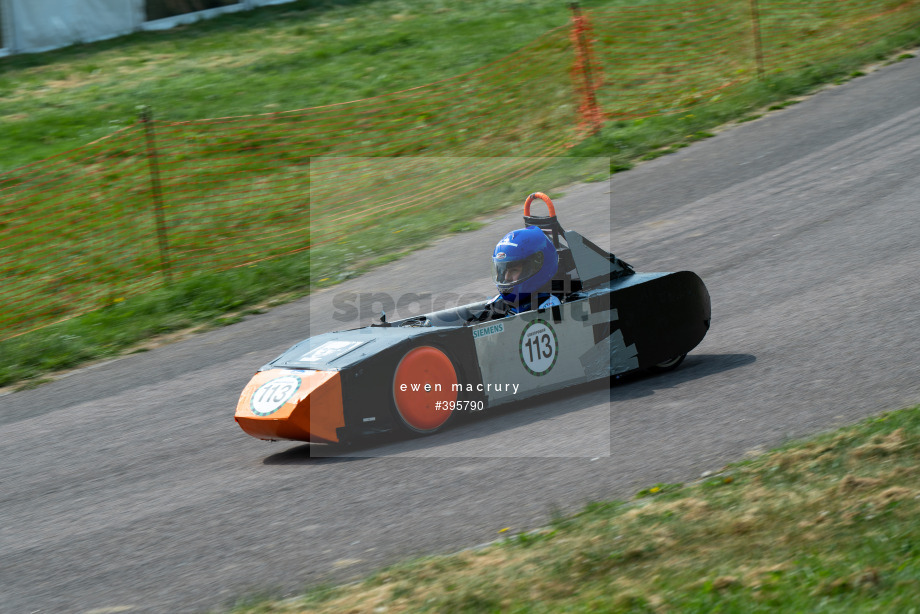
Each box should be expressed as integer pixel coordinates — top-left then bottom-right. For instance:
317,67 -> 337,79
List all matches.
487,225 -> 560,316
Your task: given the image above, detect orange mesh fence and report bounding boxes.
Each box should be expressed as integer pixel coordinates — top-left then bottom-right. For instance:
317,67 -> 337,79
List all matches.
2,0 -> 919,341
1,128 -> 161,338
586,0 -> 920,121
589,0 -> 754,120
0,25 -> 579,340
756,0 -> 920,71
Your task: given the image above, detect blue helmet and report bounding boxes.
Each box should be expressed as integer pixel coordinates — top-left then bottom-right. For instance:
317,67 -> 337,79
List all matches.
491,226 -> 558,301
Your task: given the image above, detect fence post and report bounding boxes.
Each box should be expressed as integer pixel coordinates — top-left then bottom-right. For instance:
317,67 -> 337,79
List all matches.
139,106 -> 173,284
569,2 -> 604,135
749,0 -> 765,80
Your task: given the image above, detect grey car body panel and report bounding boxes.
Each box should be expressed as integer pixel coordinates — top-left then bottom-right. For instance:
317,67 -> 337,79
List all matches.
267,326 -> 455,371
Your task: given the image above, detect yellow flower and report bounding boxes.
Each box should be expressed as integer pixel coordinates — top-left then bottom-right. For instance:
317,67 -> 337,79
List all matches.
498,527 -> 510,533
650,486 -> 660,494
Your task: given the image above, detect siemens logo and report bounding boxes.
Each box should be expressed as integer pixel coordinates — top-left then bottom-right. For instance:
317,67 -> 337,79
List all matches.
472,322 -> 505,338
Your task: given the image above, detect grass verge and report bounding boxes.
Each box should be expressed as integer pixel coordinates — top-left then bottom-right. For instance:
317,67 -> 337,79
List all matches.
228,405 -> 920,613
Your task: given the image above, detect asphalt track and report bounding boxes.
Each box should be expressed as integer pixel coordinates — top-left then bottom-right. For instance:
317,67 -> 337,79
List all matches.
3,55 -> 920,613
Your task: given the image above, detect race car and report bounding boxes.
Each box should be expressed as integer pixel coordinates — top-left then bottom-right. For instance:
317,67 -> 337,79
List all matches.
235,193 -> 711,444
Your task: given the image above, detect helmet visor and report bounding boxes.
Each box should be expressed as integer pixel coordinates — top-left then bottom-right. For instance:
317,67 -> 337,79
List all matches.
492,252 -> 544,290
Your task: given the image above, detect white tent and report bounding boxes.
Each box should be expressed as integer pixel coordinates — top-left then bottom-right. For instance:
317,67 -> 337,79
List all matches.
0,0 -> 294,56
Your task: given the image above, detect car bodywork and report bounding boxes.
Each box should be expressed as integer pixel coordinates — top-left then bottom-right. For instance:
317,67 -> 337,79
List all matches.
235,193 -> 711,444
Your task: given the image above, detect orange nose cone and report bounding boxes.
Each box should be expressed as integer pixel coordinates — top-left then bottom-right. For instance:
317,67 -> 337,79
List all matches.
235,369 -> 345,443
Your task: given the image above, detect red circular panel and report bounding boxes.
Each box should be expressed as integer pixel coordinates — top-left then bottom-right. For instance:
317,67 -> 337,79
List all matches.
392,346 -> 458,432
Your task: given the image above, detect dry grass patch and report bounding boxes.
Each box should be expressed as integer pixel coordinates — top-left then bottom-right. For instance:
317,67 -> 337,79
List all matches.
231,407 -> 920,613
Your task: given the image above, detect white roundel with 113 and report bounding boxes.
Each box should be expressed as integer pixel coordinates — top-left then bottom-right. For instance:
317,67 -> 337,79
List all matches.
519,320 -> 558,376
251,375 -> 301,416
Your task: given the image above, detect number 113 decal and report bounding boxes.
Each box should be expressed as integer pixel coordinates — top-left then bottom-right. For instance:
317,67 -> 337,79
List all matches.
519,319 -> 558,376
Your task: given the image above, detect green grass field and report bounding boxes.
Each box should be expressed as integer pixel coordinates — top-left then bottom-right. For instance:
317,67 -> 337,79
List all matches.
229,406 -> 920,613
2,0 -> 920,389
0,0 -> 581,169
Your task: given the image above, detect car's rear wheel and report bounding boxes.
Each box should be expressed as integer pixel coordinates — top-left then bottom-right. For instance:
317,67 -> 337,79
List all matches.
649,353 -> 686,373
391,346 -> 459,434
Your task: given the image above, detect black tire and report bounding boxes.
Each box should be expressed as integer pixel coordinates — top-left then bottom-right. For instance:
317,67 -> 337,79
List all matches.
649,353 -> 686,373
